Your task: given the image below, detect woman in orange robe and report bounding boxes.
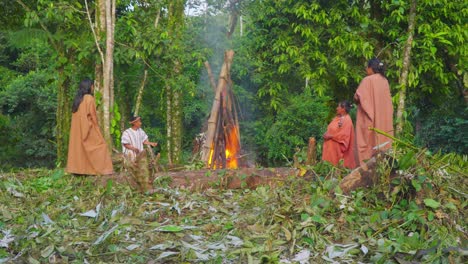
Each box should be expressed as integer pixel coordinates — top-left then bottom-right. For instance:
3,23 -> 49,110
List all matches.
66,79 -> 113,175
322,101 -> 357,169
354,58 -> 394,165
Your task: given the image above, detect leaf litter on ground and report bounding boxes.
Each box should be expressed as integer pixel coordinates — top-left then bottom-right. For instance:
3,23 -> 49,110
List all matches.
0,147 -> 466,263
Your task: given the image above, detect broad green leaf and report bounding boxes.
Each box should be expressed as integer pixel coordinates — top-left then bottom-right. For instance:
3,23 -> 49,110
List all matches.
411,179 -> 422,192
424,199 -> 441,209
444,202 -> 457,211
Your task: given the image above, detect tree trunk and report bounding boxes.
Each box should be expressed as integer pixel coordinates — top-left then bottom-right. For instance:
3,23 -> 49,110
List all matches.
396,0 -> 417,135
134,69 -> 148,116
240,15 -> 243,37
14,0 -> 72,166
93,0 -> 106,127
166,82 -> 173,165
165,0 -> 185,166
306,137 -> 316,166
101,0 -> 115,147
226,0 -> 241,39
339,155 -> 380,195
171,70 -> 182,165
92,0 -> 114,148
202,50 -> 235,164
56,65 -> 71,166
166,61 -> 183,166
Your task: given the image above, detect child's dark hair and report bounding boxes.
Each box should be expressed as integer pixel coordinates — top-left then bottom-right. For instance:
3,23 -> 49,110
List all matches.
129,116 -> 141,124
368,58 -> 386,78
339,100 -> 353,113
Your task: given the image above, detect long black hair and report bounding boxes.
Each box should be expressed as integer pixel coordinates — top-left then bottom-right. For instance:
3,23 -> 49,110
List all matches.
339,100 -> 353,114
368,58 -> 386,78
72,79 -> 93,113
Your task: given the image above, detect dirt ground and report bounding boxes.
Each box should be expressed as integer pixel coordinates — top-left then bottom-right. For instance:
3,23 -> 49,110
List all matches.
96,167 -> 299,191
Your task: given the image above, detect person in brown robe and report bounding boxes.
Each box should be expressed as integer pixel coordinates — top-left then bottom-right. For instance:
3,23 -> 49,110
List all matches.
66,79 -> 113,175
354,58 -> 394,166
322,101 -> 357,169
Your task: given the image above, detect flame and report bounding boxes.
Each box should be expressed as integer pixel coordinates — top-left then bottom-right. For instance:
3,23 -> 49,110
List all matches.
225,125 -> 240,168
208,125 -> 240,169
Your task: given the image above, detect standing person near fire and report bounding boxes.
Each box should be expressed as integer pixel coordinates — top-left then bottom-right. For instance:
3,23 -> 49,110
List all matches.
122,116 -> 158,160
354,58 -> 394,165
121,116 -> 158,192
66,79 -> 113,175
322,101 -> 357,169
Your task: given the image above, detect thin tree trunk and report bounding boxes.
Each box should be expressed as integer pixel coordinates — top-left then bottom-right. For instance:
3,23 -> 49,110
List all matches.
396,0 -> 417,135
226,0 -> 241,39
202,50 -> 235,164
134,69 -> 148,116
93,0 -> 106,129
154,9 -> 161,29
172,76 -> 182,164
240,15 -> 243,37
109,0 -> 116,119
166,83 -> 173,165
204,61 -> 217,92
56,65 -> 71,166
101,0 -> 115,147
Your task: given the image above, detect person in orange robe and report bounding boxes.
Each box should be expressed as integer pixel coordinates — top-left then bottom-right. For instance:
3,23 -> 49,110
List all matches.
322,101 -> 357,169
354,58 -> 394,166
66,79 -> 113,175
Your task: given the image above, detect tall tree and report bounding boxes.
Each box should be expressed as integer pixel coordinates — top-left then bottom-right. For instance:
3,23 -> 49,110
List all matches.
165,0 -> 186,165
395,0 -> 417,135
13,0 -> 87,165
86,0 -> 116,147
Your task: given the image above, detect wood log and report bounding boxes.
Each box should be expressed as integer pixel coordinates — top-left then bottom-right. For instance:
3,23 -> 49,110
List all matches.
202,50 -> 235,165
204,61 -> 217,92
306,137 -> 316,165
339,152 -> 386,194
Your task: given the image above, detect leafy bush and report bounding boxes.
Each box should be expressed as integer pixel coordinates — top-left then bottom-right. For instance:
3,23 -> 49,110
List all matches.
254,94 -> 330,166
415,107 -> 468,154
0,114 -> 20,169
0,71 -> 56,169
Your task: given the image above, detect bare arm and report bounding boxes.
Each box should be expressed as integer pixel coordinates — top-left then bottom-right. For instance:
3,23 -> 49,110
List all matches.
143,140 -> 158,147
123,143 -> 140,153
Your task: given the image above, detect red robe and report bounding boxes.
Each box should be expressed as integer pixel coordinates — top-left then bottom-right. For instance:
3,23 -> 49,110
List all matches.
354,74 -> 394,165
66,94 -> 113,175
322,114 -> 357,169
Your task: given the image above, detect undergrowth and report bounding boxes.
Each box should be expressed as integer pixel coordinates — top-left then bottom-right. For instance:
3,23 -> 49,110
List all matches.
0,145 -> 466,263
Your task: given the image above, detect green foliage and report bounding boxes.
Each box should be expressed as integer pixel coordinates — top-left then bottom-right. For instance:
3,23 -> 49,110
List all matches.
242,0 -> 466,164
0,0 -> 466,168
0,113 -> 20,169
0,142 -> 466,262
0,71 -> 56,169
245,0 -> 374,112
254,94 -> 329,166
111,103 -> 122,149
415,107 -> 468,154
